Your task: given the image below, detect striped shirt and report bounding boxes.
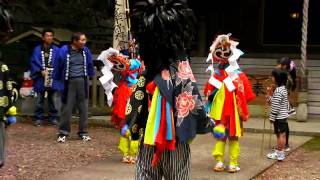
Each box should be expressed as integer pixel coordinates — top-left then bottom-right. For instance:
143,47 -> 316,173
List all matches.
269,86 -> 289,122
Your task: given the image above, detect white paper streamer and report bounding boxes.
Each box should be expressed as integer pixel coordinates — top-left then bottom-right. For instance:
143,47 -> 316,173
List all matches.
223,76 -> 236,92
97,48 -> 119,106
209,76 -> 222,89
205,33 -> 245,93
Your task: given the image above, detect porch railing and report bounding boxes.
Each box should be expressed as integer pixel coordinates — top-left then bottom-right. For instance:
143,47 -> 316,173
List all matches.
88,62 -> 112,116
90,67 -> 106,108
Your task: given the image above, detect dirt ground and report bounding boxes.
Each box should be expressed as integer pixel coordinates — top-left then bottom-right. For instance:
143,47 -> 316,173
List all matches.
0,122 -> 119,180
255,138 -> 320,180
1,121 -> 320,180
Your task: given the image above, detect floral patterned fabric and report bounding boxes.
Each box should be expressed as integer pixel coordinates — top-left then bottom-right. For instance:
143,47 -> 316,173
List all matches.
177,61 -> 196,82
172,59 -> 211,142
124,76 -> 149,140
125,56 -> 212,143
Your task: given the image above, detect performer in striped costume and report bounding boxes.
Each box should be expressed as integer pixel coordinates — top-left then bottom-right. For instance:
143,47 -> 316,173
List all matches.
128,0 -> 214,179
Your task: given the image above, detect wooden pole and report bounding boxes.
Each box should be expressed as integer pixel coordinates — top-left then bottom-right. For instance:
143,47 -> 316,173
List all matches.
300,0 -> 309,92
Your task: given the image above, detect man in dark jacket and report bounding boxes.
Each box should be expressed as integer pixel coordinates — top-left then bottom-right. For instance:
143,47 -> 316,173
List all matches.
53,32 -> 94,143
30,29 -> 62,126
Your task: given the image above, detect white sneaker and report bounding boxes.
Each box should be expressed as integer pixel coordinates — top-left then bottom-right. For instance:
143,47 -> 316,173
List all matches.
267,151 -> 278,160
277,151 -> 286,161
284,146 -> 291,152
228,165 -> 240,173
129,156 -> 137,164
213,162 -> 225,172
288,108 -> 296,116
57,135 -> 66,143
80,135 -> 91,142
122,156 -> 130,163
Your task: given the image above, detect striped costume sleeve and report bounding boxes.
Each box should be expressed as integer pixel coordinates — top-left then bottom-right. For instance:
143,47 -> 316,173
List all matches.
269,90 -> 282,121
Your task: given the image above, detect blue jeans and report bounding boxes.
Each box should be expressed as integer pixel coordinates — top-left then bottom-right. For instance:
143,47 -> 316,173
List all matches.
34,90 -> 58,122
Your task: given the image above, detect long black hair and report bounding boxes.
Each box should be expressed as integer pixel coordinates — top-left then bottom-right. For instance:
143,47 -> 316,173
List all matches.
277,57 -> 297,91
272,68 -> 288,87
131,0 -> 196,80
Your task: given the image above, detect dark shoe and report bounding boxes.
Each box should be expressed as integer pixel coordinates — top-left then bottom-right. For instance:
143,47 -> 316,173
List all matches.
0,161 -> 4,168
33,120 -> 41,126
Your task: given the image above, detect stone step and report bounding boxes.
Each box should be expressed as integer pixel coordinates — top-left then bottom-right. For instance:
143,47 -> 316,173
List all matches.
308,77 -> 320,83
308,71 -> 320,78
308,90 -> 320,94
308,93 -> 320,102
193,73 -> 211,79
308,102 -> 320,107
308,82 -> 320,90
194,78 -> 208,84
190,57 -> 320,118
190,57 -> 320,66
308,106 -> 320,115
308,114 -> 320,119
192,65 -> 320,72
191,66 -> 320,77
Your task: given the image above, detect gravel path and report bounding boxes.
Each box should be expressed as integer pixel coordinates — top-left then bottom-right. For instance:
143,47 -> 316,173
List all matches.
0,122 -> 119,180
255,144 -> 320,180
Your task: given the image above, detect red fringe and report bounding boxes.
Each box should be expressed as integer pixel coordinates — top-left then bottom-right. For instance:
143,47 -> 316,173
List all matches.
111,82 -> 132,128
146,81 -> 156,95
152,96 -> 176,167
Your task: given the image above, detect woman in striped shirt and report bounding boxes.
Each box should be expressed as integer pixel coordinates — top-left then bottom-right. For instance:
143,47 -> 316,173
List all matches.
267,69 -> 289,161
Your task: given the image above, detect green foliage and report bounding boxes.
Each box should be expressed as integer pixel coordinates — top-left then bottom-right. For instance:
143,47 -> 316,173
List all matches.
302,137 -> 320,151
